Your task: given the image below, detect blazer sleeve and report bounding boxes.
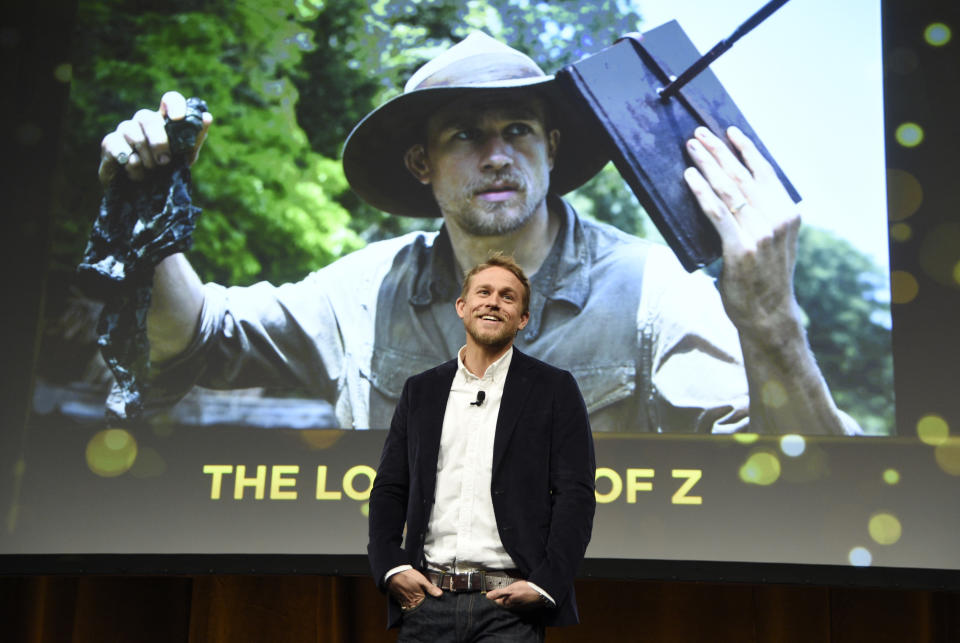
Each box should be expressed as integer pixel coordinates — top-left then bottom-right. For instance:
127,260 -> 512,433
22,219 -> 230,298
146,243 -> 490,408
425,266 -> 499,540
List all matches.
526,369 -> 596,605
367,378 -> 413,590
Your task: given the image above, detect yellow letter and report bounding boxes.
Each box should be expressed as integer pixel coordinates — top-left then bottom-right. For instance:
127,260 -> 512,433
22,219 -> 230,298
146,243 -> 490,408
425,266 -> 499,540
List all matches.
626,468 -> 654,503
315,465 -> 342,500
234,465 -> 266,500
595,467 -> 623,504
671,469 -> 703,505
270,465 -> 299,500
203,465 -> 233,500
343,465 -> 377,501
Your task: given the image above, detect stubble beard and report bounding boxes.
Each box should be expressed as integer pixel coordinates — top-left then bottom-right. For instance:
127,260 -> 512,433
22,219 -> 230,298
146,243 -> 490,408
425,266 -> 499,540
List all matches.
465,321 -> 516,351
437,172 -> 548,237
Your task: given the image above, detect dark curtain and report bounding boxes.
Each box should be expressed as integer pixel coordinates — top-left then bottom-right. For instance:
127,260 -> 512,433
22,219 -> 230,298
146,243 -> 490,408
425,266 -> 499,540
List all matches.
2,575 -> 958,642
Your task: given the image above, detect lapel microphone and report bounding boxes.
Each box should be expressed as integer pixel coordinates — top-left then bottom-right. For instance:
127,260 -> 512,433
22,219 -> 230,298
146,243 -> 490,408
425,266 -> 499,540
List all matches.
470,391 -> 486,407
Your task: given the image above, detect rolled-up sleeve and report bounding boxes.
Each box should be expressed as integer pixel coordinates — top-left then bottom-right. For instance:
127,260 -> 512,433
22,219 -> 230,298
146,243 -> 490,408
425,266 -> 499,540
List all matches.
139,233 -> 425,427
143,274 -> 345,410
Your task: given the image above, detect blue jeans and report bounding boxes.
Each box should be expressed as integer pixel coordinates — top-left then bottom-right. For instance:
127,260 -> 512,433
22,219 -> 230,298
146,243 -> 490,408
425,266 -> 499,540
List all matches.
398,591 -> 545,642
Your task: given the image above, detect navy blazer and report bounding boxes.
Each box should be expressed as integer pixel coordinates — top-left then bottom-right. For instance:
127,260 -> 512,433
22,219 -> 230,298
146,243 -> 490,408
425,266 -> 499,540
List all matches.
368,349 -> 596,628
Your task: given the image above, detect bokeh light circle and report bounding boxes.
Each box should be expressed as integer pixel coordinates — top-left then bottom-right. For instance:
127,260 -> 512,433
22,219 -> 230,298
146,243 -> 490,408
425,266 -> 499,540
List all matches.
882,468 -> 900,485
85,428 -> 137,477
53,63 -> 72,83
890,223 -> 912,243
848,547 -> 873,567
129,447 -> 166,479
739,452 -> 781,486
733,433 -> 759,445
104,430 -> 129,450
924,22 -> 952,46
919,223 -> 960,288
298,429 -> 345,450
868,512 -> 902,545
886,169 -> 923,221
761,379 -> 788,409
934,437 -> 960,476
890,271 -> 919,304
917,414 -> 949,446
895,122 -> 924,147
780,434 -> 806,457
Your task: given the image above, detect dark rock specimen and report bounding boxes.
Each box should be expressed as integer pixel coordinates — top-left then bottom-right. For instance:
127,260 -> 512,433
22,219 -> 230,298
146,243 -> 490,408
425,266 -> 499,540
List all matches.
77,97 -> 208,421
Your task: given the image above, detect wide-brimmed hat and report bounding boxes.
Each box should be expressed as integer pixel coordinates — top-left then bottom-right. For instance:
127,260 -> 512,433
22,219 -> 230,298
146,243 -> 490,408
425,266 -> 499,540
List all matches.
342,31 -> 609,218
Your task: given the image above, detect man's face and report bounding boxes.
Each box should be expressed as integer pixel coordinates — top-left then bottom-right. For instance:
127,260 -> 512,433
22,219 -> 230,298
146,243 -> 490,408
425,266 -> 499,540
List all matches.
456,266 -> 530,349
406,94 -> 559,236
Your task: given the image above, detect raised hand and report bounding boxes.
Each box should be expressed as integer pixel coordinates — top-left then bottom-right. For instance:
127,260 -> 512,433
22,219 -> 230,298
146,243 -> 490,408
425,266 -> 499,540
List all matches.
99,91 -> 212,185
683,125 -> 801,335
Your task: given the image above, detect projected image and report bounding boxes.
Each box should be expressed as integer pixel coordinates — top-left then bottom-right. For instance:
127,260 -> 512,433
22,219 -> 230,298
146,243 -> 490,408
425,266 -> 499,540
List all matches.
34,0 -> 890,436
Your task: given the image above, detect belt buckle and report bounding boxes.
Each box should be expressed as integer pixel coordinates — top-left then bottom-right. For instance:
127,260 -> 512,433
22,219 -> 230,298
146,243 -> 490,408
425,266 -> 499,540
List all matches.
445,570 -> 480,592
435,569 -> 489,592
467,570 -> 485,592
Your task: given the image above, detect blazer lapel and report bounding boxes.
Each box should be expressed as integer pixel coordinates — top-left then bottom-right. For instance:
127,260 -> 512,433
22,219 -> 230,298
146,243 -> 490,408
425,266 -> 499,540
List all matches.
419,359 -> 457,497
492,349 -> 534,474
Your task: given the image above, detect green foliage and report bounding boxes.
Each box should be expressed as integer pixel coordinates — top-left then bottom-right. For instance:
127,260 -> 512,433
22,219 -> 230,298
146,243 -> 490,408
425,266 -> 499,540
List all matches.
53,0 -> 362,286
794,227 -> 893,434
339,0 -> 643,105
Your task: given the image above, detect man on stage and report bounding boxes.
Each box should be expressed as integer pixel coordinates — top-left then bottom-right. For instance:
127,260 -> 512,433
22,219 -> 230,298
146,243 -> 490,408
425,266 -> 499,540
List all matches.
367,254 -> 596,640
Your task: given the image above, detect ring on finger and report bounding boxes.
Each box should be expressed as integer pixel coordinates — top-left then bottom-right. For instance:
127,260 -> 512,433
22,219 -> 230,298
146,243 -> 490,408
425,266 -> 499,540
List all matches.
729,200 -> 748,215
116,152 -> 130,166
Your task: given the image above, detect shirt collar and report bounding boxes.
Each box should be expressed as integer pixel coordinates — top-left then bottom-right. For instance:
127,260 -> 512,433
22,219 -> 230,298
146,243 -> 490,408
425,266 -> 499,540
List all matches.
409,225 -> 459,306
547,194 -> 591,311
456,345 -> 514,383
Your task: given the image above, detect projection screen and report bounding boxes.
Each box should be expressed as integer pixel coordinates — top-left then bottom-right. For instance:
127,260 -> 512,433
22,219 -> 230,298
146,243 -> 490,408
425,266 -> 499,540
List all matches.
2,0 -> 959,585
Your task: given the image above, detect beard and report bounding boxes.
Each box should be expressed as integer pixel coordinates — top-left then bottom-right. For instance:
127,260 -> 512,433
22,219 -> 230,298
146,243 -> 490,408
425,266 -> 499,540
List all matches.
434,170 -> 549,236
465,319 -> 516,350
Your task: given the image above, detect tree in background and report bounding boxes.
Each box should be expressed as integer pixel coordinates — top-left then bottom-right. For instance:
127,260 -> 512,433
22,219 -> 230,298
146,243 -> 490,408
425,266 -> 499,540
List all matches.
52,0 -> 363,287
794,227 -> 893,434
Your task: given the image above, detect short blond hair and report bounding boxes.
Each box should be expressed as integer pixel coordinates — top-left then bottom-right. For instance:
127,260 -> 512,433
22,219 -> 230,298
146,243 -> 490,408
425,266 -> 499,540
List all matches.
460,252 -> 531,316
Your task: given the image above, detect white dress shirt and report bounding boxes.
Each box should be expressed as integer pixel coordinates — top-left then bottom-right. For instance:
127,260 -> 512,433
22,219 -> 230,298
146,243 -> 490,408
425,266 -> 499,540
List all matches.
423,345 -> 514,571
386,346 -> 553,603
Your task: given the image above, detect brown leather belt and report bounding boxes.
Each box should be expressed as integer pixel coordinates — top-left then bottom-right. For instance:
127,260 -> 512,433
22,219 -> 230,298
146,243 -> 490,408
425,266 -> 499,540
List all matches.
426,569 -> 522,593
